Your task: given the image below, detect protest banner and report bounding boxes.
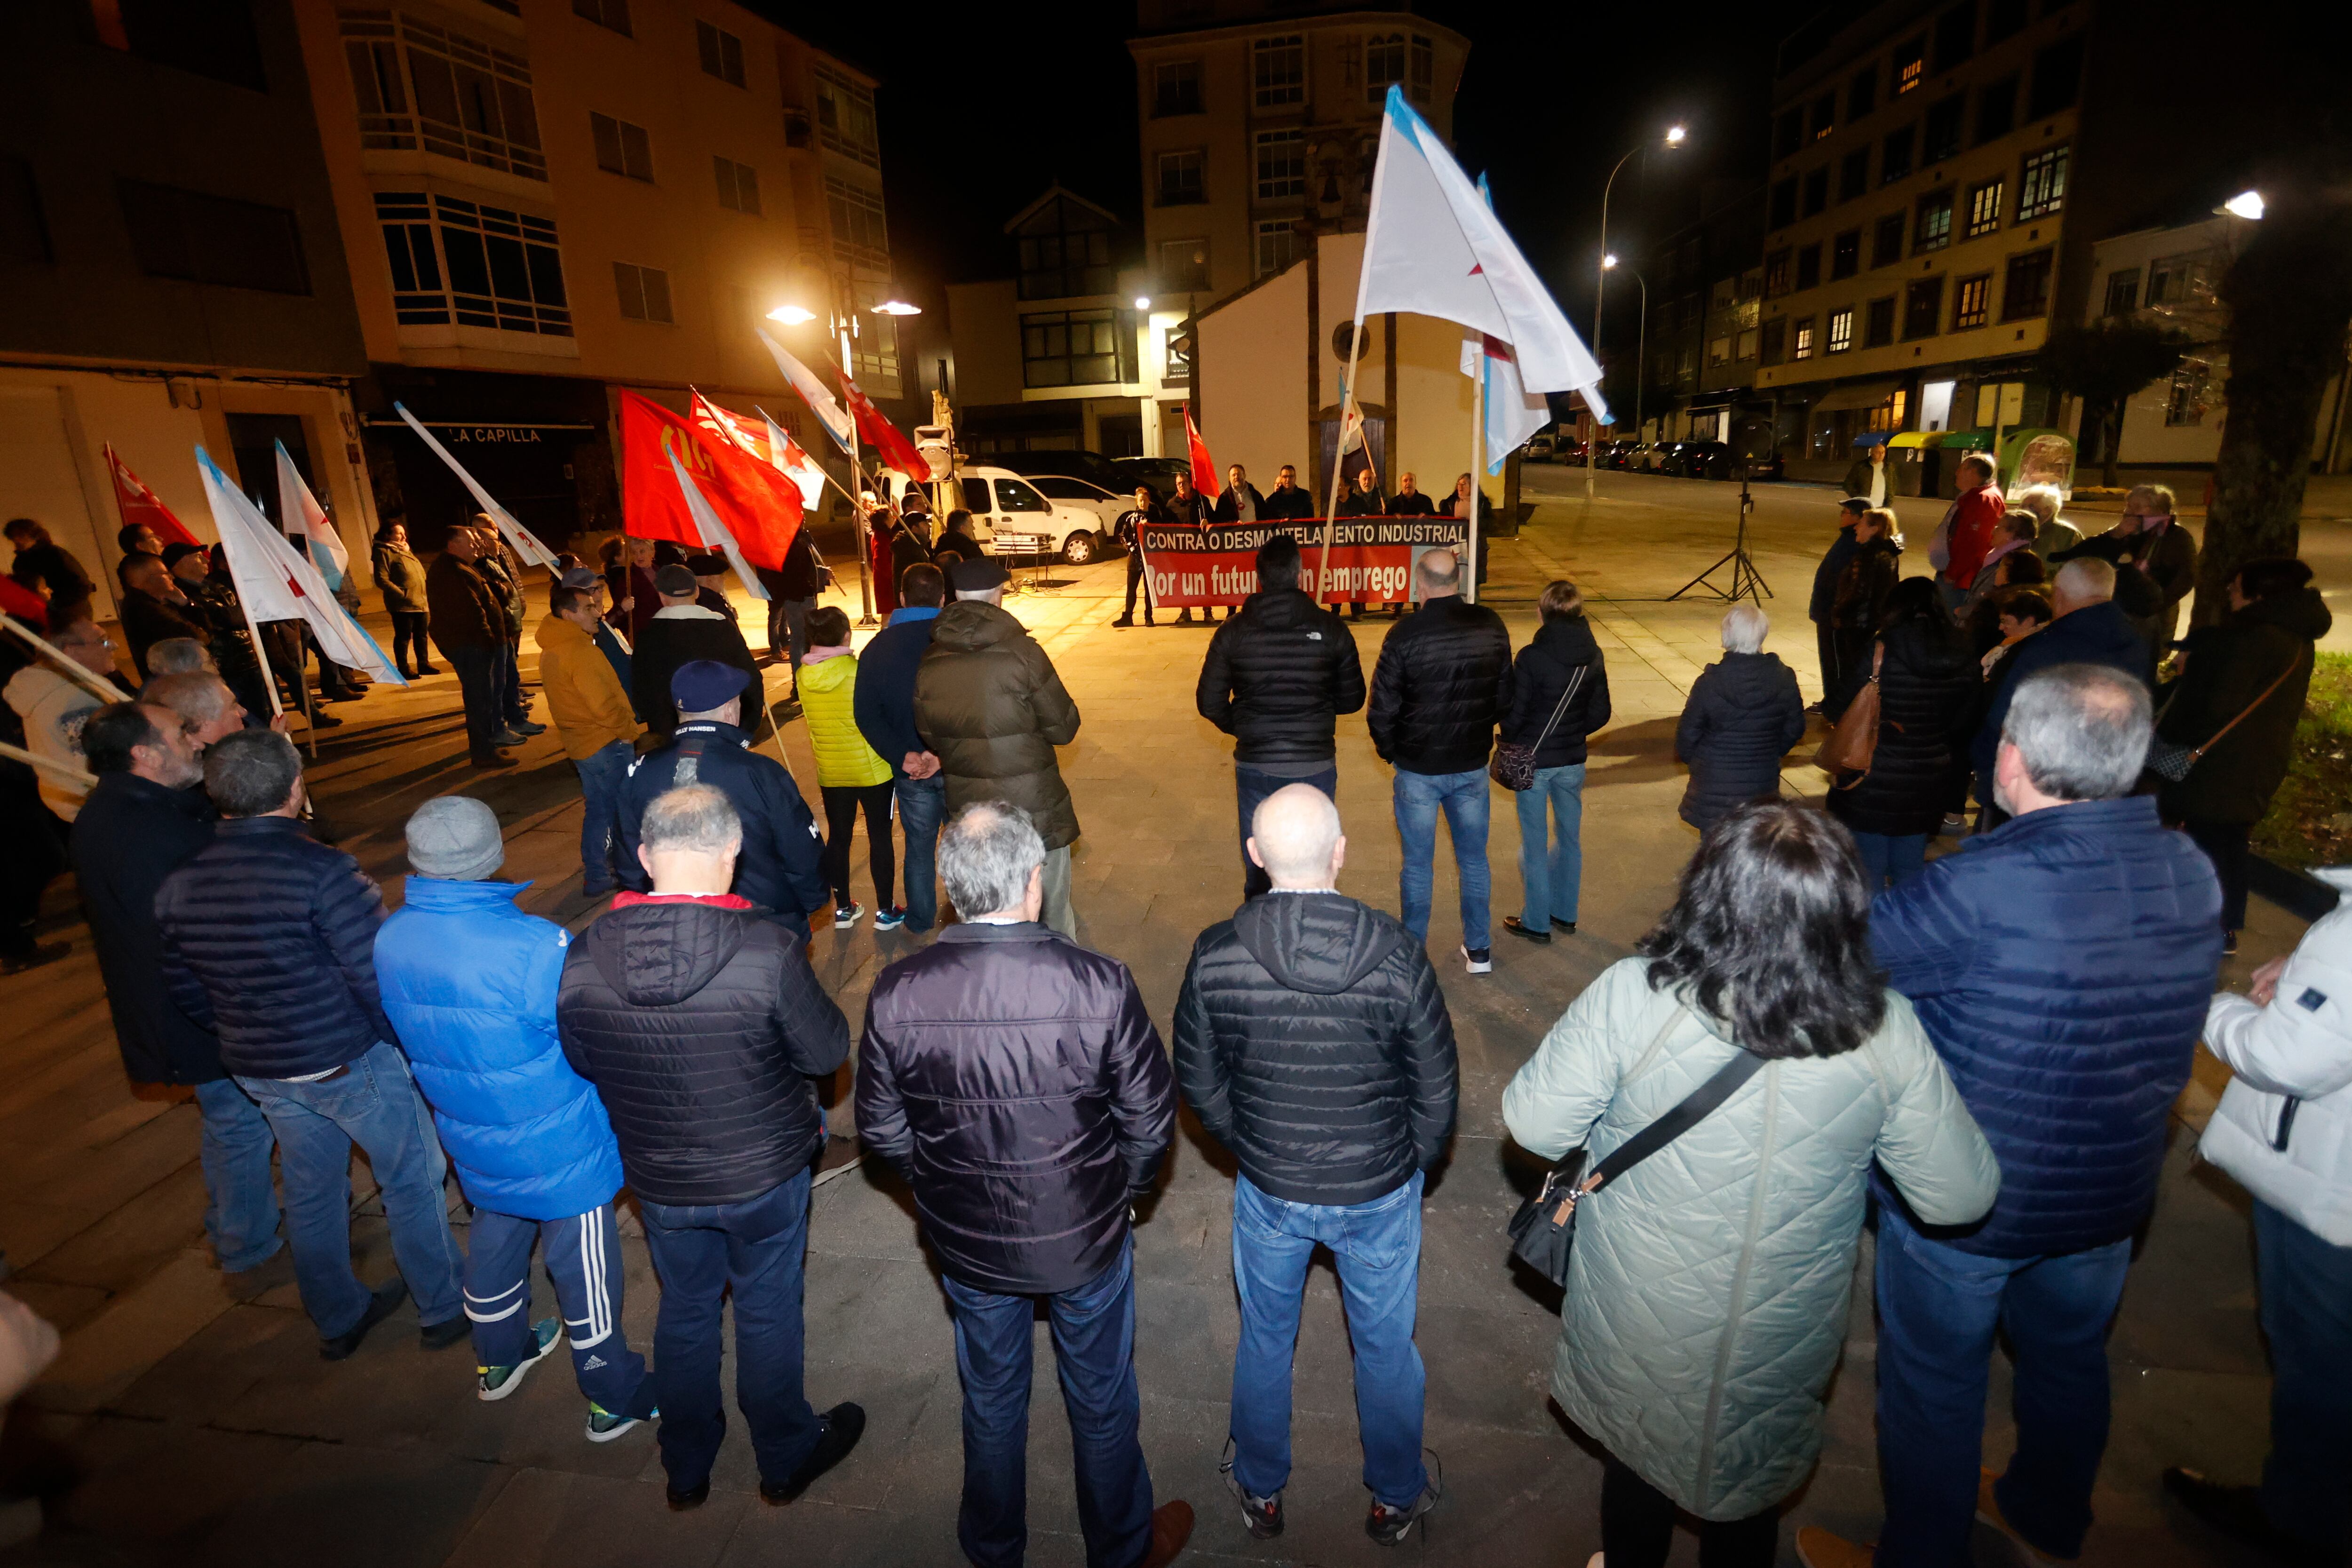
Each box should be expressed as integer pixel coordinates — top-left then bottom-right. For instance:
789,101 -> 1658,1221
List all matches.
1137,516 -> 1467,608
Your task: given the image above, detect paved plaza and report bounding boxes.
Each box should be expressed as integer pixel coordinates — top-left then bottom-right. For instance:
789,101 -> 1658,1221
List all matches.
0,469 -> 2331,1567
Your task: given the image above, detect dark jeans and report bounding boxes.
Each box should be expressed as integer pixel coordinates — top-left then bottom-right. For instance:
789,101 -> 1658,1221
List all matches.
2183,817 -> 2250,932
1813,619 -> 1840,713
1875,1205 -> 2132,1568
1235,763 -> 1336,899
573,739 -> 633,893
1122,549 -> 1154,620
1852,830 -> 1929,890
821,781 -> 897,909
389,611 -> 430,674
2253,1198 -> 2352,1550
445,645 -> 503,757
465,1201 -> 653,1417
638,1170 -> 820,1490
896,775 -> 946,931
0,765 -> 64,957
496,638 -> 527,723
941,1236 -> 1154,1568
772,597 -> 812,689
1602,1456 -> 1778,1568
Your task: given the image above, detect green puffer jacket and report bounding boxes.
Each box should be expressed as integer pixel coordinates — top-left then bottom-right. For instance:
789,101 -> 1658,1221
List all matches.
1502,958 -> 1998,1520
913,600 -> 1083,850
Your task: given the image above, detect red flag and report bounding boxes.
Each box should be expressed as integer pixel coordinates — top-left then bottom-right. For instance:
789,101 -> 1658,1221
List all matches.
105,445 -> 202,548
839,374 -> 933,491
618,391 -> 801,571
1184,405 -> 1219,495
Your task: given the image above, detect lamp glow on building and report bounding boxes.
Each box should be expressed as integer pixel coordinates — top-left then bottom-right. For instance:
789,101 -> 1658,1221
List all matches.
2221,190 -> 2265,220
1134,296 -> 1151,310
766,305 -> 817,325
872,300 -> 922,316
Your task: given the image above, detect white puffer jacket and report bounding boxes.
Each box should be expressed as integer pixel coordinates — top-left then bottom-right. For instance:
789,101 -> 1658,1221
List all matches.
2199,868 -> 2352,1246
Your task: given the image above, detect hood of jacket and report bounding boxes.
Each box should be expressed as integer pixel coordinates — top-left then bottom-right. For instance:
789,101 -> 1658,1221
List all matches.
930,598 -> 1026,653
797,653 -> 858,695
399,876 -> 532,914
1711,650 -> 1792,692
590,899 -> 751,1006
2238,585 -> 2333,643
535,612 -> 595,659
1530,613 -> 1601,669
654,603 -> 727,621
1232,890 -> 1406,995
1882,615 -> 1976,679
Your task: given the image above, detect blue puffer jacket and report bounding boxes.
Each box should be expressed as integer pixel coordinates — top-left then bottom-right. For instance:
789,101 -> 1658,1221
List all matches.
1969,599 -> 2147,783
1869,796 -> 2222,1256
156,817 -> 396,1079
376,879 -> 623,1221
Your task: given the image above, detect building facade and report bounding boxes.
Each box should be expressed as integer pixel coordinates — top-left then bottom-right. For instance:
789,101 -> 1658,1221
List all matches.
1639,183 -> 1766,452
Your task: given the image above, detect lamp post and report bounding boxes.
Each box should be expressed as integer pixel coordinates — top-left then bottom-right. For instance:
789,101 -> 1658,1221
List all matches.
1587,124 -> 1685,499
1604,256 -> 1650,446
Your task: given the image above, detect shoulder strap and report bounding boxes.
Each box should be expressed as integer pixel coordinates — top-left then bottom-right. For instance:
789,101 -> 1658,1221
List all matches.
1587,1043 -> 1764,1194
2191,656 -> 2305,763
1529,665 -> 1589,754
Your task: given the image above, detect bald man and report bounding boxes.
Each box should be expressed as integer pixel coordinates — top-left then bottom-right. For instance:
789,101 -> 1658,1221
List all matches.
1171,784 -> 1456,1544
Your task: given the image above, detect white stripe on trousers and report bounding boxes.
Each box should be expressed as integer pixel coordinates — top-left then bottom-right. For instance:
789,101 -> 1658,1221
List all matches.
568,1204 -> 613,1349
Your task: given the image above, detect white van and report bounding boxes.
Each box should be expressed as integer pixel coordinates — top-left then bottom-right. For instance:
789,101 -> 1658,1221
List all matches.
883,468 -> 1112,565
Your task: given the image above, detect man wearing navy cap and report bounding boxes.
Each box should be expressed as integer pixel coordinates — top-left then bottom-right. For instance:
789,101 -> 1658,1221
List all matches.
686,553 -> 738,622
618,660 -> 828,941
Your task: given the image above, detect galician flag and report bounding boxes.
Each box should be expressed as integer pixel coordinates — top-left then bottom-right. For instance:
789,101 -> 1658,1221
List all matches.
391,404 -> 561,568
756,329 -> 856,455
666,449 -> 769,603
196,447 -> 405,687
1462,332 -> 1550,475
275,441 -> 348,590
1358,86 -> 1609,421
759,410 -> 831,512
104,446 -> 203,549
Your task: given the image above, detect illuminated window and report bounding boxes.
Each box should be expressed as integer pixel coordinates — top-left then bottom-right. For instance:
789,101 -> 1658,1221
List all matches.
1966,179 -> 2003,238
1827,308 -> 1854,353
2018,146 -> 2067,219
1915,188 -> 1954,252
1811,92 -> 1836,140
1793,317 -> 1816,358
1953,273 -> 1991,328
2166,359 -> 2214,426
1893,35 -> 1925,94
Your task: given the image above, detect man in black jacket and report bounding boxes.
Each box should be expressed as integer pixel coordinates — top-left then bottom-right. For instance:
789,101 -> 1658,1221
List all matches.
853,563 -> 947,931
1260,464 -> 1315,520
1367,549 -> 1514,972
1212,462 -> 1263,522
1196,533 -> 1366,899
72,702 -> 281,1277
117,554 -> 211,681
1336,468 -> 1390,620
156,729 -> 462,1359
633,564 -> 763,745
558,783 -> 861,1511
1111,486 -> 1170,629
1808,497 -> 1868,713
1166,470 -> 1220,627
618,661 -> 827,941
428,529 -> 517,766
857,802 -> 1193,1568
1173,784 -> 1454,1544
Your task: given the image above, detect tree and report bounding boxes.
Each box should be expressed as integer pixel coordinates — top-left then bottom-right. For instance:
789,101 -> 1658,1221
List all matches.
2037,319 -> 2190,488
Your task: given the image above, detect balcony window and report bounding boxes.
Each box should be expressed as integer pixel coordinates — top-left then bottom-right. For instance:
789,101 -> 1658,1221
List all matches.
340,10 -> 546,180
1022,308 -> 1135,388
1253,35 -> 1303,106
824,176 -> 889,270
814,66 -> 879,166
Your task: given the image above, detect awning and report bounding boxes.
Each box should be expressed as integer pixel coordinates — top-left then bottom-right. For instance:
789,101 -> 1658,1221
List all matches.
1686,389 -> 1751,411
1811,379 -> 1906,413
1852,431 -> 1891,447
1887,430 -> 1935,449
1939,428 -> 1994,451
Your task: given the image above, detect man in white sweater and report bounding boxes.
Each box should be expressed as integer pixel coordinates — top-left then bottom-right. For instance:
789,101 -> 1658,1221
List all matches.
2164,868 -> 2352,1566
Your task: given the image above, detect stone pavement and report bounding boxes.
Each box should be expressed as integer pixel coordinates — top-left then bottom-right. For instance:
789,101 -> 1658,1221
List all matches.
0,470 -> 2321,1567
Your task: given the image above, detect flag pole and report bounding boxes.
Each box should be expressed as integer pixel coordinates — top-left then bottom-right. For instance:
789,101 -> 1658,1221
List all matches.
1318,313 -> 1371,604
847,454 -> 878,626
0,739 -> 96,789
1465,344 -> 1485,605
0,613 -> 127,706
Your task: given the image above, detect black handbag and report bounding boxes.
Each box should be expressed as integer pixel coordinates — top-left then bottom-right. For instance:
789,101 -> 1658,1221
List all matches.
1507,1035 -> 1764,1287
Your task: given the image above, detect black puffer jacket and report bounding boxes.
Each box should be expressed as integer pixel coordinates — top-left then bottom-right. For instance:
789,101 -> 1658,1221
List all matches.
558,896 -> 849,1206
1674,653 -> 1806,830
856,923 -> 1175,1295
1173,891 -> 1457,1204
1500,615 -> 1612,768
2158,586 -> 2333,825
72,772 -> 219,1084
1367,596 -> 1515,774
155,817 -> 395,1078
1825,619 -> 1980,838
1196,588 -> 1367,766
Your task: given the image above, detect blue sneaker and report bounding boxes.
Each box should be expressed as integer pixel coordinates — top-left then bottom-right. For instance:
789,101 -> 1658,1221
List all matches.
587,1401 -> 653,1443
872,905 -> 907,931
477,1317 -> 558,1401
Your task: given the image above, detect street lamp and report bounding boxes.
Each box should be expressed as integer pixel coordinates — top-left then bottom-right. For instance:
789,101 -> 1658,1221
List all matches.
871,300 -> 922,316
2219,189 -> 2265,220
1588,123 -> 1687,498
1604,255 -> 1650,446
766,304 -> 817,325
1134,295 -> 1152,310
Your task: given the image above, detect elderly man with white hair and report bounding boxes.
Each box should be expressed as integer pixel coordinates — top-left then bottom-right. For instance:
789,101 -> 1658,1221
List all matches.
1173,783 -> 1457,1545
1672,604 -> 1805,831
1969,556 -> 2147,829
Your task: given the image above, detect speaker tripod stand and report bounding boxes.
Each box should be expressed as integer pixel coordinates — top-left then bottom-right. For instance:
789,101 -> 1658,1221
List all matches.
1668,464 -> 1773,605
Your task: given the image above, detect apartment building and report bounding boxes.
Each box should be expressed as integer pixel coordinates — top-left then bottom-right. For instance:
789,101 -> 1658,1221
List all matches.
1640,183 -> 1766,450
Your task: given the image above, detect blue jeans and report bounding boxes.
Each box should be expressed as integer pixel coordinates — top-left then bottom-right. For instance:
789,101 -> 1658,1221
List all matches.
573,740 -> 634,893
1875,1205 -> 2133,1568
233,1042 -> 464,1339
2253,1199 -> 2352,1550
193,1077 -> 282,1272
465,1202 -> 652,1417
1852,830 -> 1929,890
1393,767 -> 1492,950
639,1170 -> 819,1490
1237,763 -> 1337,900
1230,1171 -> 1429,1508
941,1236 -> 1154,1568
1515,763 -> 1586,928
896,774 -> 946,932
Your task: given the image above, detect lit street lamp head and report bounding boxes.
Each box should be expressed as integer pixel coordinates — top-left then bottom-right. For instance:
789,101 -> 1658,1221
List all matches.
1134,295 -> 1151,310
2220,190 -> 2265,220
1602,254 -> 1620,270
1665,125 -> 1687,145
766,304 -> 816,325
872,300 -> 922,316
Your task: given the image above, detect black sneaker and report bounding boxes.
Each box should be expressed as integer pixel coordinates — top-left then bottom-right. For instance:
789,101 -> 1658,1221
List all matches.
1550,916 -> 1577,934
1219,1441 -> 1283,1539
1112,614 -> 1134,628
2162,1468 -> 2333,1566
1366,1481 -> 1442,1545
1461,945 -> 1492,975
1502,916 -> 1550,945
760,1402 -> 866,1504
420,1313 -> 470,1351
666,1479 -> 710,1512
320,1278 -> 408,1361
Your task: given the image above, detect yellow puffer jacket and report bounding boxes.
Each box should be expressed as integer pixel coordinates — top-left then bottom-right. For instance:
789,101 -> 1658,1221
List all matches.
798,652 -> 891,788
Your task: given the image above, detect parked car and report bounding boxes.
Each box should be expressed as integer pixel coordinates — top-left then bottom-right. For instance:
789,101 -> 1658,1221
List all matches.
886,468 -> 1111,565
1626,440 -> 1671,473
1666,441 -> 1735,480
1109,455 -> 1193,501
1018,474 -> 1132,551
1598,438 -> 1643,470
998,449 -> 1133,496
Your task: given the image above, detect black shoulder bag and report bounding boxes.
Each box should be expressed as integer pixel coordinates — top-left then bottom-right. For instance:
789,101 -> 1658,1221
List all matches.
1507,1041 -> 1764,1287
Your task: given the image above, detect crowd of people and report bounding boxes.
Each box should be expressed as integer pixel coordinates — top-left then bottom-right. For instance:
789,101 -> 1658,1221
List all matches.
2,470 -> 2346,1568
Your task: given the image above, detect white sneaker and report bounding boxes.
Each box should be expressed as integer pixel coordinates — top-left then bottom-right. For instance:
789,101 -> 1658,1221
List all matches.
1461,945 -> 1493,975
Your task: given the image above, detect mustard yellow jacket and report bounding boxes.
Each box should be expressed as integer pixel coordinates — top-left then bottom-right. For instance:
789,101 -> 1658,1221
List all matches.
536,613 -> 638,760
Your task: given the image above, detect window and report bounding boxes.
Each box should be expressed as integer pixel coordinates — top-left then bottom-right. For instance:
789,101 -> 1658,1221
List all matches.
1893,34 -> 1926,94
824,177 -> 888,268
1915,188 -> 1954,251
1410,34 -> 1433,102
2166,359 -> 2214,426
2146,250 -> 2215,308
1832,229 -> 1861,279
1827,308 -> 1855,353
1986,0 -> 2028,43
0,154 -> 50,265
1760,317 -> 1788,365
1953,272 -> 1991,328
1153,60 -> 1201,116
713,156 -> 760,215
2028,34 -> 2084,118
1933,2 -> 1976,71
1811,92 -> 1837,140
1796,243 -> 1822,289
814,65 -> 878,166
119,179 -> 309,294
695,20 -> 744,86
1255,130 -> 1305,200
2102,267 -> 2140,315
1774,108 -> 1803,159
1882,124 -> 1915,183
1924,95 -> 1965,163
1021,308 -> 1135,388
1160,238 -> 1208,292
1254,219 -> 1298,278
1873,211 -> 1906,267
1737,326 -> 1760,359
1769,177 -> 1798,230
2018,146 -> 2067,219
1156,150 -> 1204,206
1903,276 -> 1944,338
590,112 -> 652,181
1764,247 -> 1792,296
1793,317 -> 1816,359
1865,296 -> 1896,347
1366,33 -> 1403,100
1976,75 -> 2018,144
1708,335 -> 1732,367
1802,166 -> 1829,217
1966,178 -> 2003,238
1849,64 -> 1878,121
613,261 -> 671,323
373,192 -> 568,333
1253,35 -> 1303,106
1840,148 -> 1871,202
340,10 -> 546,180
2001,247 -> 2054,320
572,0 -> 630,36
1015,200 -> 1113,299
994,479 -> 1051,514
